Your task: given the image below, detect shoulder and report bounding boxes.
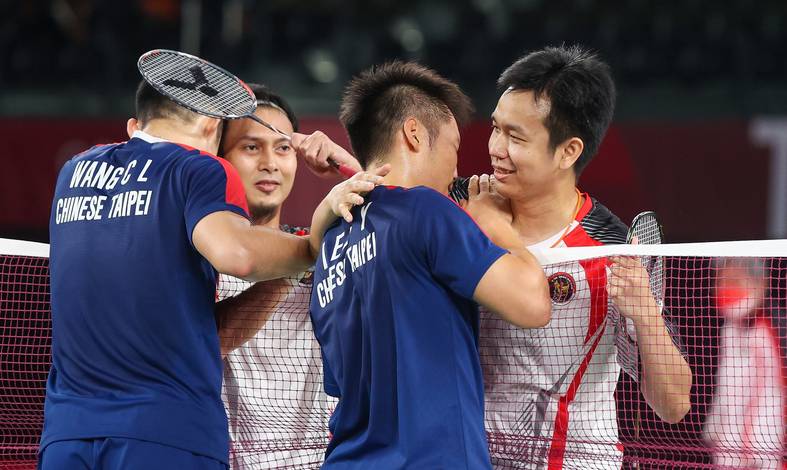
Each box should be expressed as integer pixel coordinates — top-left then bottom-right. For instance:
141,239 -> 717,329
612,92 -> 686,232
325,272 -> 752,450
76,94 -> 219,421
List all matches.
577,196 -> 628,245
69,141 -> 125,163
398,186 -> 466,215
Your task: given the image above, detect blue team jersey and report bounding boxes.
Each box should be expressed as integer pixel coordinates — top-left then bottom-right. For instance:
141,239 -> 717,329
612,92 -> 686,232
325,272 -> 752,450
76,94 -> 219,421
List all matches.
42,131 -> 249,463
310,185 -> 507,469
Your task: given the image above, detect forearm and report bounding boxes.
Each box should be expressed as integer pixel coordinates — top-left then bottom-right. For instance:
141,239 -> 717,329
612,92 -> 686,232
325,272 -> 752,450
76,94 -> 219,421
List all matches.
634,313 -> 693,423
216,278 -> 291,356
242,226 -> 314,281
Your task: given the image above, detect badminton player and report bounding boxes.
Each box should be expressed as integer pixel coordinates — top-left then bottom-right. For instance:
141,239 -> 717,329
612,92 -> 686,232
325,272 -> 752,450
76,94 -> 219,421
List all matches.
476,45 -> 693,468
704,259 -> 786,470
40,79 -> 385,469
310,61 -> 552,469
216,83 -> 341,468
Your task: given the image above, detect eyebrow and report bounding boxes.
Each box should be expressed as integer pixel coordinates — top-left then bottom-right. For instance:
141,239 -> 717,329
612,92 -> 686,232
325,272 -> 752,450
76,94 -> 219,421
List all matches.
491,114 -> 526,134
240,134 -> 290,145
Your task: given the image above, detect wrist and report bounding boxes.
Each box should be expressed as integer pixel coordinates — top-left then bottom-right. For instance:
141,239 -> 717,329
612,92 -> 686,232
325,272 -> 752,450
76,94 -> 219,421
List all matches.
631,305 -> 664,331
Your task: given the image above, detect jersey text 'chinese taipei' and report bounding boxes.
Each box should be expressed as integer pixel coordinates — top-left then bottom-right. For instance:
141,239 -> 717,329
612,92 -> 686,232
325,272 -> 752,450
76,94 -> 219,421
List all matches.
43,131 -> 248,464
310,186 -> 506,469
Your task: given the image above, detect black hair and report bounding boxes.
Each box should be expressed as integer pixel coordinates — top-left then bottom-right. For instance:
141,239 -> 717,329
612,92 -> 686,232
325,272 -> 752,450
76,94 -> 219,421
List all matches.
340,60 -> 474,168
498,45 -> 616,175
134,79 -> 197,125
246,83 -> 299,132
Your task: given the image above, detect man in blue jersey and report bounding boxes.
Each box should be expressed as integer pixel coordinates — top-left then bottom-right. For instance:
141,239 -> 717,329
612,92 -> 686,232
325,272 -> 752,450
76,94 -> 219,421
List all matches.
40,79 -> 385,469
309,61 -> 552,469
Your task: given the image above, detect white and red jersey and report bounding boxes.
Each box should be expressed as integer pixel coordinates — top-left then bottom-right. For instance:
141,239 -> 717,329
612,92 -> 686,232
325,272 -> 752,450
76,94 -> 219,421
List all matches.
219,269 -> 337,469
703,311 -> 787,470
480,193 -> 633,470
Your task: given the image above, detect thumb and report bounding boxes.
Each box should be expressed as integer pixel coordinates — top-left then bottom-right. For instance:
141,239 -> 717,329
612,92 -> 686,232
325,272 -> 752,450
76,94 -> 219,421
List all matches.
630,235 -> 639,245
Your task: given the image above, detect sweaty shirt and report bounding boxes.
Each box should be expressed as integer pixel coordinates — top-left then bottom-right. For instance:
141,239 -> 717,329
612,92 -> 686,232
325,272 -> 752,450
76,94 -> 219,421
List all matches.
43,130 -> 248,463
310,186 -> 507,469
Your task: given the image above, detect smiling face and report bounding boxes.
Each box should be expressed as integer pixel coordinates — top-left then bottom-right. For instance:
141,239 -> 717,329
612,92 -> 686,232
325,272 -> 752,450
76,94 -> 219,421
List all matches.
488,89 -> 572,201
221,107 -> 297,223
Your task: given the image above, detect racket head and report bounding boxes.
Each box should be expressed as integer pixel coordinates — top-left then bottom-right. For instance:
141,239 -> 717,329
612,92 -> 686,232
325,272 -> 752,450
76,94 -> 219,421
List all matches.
627,211 -> 664,245
627,210 -> 665,306
137,49 -> 256,120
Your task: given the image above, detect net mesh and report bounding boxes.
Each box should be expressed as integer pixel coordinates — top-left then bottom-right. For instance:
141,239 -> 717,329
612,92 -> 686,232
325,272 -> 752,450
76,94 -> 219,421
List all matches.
138,50 -> 256,119
2,239 -> 787,469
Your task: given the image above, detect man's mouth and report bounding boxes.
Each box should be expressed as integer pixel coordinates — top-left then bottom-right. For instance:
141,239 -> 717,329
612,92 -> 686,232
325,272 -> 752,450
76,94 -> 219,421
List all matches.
492,165 -> 515,180
255,180 -> 280,193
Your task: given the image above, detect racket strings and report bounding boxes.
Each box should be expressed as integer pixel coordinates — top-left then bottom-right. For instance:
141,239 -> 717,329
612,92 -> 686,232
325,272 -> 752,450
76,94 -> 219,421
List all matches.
139,51 -> 255,118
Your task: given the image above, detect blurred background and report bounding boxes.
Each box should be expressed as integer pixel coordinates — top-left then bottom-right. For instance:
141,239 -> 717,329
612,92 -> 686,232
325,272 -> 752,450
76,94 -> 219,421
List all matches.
2,0 -> 786,242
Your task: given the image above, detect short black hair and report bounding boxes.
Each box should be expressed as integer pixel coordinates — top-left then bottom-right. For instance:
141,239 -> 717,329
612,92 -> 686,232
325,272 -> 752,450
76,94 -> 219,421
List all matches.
246,83 -> 299,132
134,79 -> 197,125
498,45 -> 616,175
340,61 -> 474,168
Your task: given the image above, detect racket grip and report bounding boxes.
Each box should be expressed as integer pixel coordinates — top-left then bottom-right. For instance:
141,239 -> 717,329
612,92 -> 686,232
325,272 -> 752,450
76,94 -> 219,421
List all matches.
328,158 -> 358,178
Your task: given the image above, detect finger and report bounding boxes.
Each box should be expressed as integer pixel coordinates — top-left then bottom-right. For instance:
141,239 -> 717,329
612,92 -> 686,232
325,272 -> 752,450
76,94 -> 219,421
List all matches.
350,180 -> 376,193
479,174 -> 490,193
340,204 -> 353,223
373,163 -> 392,178
306,140 -> 327,164
291,132 -> 307,149
468,175 -> 480,197
349,193 -> 365,206
631,235 -> 639,245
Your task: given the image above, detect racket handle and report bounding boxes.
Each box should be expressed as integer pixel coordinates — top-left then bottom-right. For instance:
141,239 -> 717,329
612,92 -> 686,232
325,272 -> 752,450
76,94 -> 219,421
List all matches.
328,158 -> 358,178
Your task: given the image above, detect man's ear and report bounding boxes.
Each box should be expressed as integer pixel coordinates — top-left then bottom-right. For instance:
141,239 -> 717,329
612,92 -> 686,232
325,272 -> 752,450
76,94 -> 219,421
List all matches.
402,117 -> 423,153
126,118 -> 140,138
201,116 -> 222,140
557,136 -> 584,171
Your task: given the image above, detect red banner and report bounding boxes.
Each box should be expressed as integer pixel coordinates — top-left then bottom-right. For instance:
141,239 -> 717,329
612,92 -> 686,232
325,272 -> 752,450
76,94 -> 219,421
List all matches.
0,118 -> 775,241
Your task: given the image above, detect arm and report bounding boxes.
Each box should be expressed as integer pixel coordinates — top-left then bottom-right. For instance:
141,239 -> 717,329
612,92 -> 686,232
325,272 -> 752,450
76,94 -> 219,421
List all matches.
608,256 -> 692,424
194,212 -> 313,281
193,167 -> 390,281
464,175 -> 552,328
216,278 -> 292,356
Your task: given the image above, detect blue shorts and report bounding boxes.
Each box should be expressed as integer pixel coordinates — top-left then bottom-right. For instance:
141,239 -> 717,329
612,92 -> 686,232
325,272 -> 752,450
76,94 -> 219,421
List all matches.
38,437 -> 227,470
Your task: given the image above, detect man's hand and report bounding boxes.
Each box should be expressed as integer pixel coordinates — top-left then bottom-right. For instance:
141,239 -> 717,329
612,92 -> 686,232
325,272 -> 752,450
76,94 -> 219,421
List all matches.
325,165 -> 391,223
292,131 -> 363,178
309,165 -> 391,257
463,174 -> 517,247
608,255 -> 661,327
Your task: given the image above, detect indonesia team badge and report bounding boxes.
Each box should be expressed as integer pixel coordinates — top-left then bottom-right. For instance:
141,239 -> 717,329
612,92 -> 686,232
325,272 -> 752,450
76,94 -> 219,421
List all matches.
548,272 -> 576,304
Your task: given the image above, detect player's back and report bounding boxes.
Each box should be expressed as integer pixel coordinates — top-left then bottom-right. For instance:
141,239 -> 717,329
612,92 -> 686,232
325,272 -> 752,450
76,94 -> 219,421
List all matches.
310,185 -> 506,470
44,131 -> 248,463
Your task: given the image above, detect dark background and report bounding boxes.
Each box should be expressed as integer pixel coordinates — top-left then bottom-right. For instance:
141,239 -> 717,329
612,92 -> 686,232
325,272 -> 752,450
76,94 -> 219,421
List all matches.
1,2 -> 786,468
1,0 -> 786,242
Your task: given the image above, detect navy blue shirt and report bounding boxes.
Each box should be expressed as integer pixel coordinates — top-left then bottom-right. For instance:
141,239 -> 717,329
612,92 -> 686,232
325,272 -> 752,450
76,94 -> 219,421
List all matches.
42,132 -> 248,463
310,186 -> 507,469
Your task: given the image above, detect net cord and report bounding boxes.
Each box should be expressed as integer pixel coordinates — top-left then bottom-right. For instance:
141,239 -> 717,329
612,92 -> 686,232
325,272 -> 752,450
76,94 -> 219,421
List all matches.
3,238 -> 787,262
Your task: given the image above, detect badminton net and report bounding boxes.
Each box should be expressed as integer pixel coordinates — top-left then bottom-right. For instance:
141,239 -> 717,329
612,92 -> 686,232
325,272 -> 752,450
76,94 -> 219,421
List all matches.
2,238 -> 787,469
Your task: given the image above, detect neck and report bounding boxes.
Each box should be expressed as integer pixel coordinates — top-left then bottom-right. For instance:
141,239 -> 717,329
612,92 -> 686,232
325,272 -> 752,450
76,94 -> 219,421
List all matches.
509,176 -> 580,245
251,205 -> 281,228
371,153 -> 415,188
140,120 -> 217,155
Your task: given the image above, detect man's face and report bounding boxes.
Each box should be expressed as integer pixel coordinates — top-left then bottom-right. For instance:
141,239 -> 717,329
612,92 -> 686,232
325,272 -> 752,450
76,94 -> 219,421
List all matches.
425,116 -> 460,194
488,89 -> 562,200
221,107 -> 297,218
